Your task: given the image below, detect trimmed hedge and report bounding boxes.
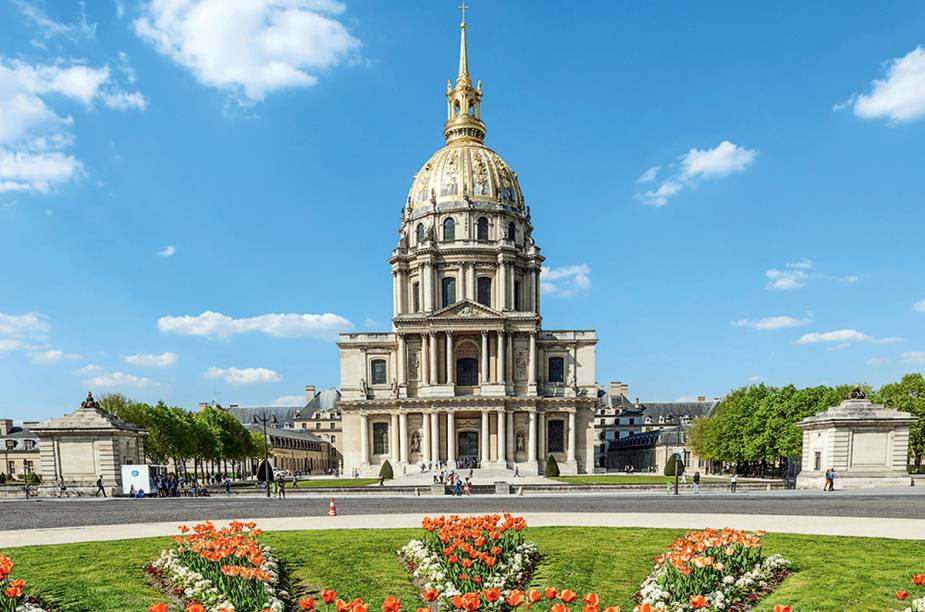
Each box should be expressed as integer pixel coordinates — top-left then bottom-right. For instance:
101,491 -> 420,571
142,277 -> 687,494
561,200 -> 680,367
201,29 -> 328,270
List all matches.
379,460 -> 394,480
544,455 -> 560,477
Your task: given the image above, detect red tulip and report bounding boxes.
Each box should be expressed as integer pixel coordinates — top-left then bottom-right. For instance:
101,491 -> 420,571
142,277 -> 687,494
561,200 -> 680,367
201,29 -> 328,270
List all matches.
422,588 -> 439,602
545,587 -> 558,600
897,591 -> 909,601
322,590 -> 338,604
560,590 -> 578,604
148,605 -> 168,612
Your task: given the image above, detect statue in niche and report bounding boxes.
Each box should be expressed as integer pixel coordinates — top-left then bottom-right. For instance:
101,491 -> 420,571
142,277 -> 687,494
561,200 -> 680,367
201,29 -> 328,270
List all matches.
410,431 -> 422,454
408,352 -> 419,381
515,431 -> 526,452
391,378 -> 398,398
360,378 -> 368,398
515,350 -> 528,380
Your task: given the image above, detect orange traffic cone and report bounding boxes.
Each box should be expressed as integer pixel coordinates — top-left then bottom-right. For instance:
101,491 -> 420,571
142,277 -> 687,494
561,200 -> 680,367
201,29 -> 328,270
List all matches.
328,497 -> 337,516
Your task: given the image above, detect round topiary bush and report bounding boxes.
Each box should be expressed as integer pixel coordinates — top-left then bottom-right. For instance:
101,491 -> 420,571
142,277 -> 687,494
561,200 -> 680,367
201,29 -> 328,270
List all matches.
379,460 -> 394,480
664,454 -> 685,477
544,454 -> 560,477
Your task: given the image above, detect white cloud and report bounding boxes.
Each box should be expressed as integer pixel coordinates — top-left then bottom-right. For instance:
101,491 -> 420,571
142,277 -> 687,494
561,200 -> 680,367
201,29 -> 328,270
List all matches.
28,349 -> 80,364
637,166 -> 659,183
849,46 -> 925,124
902,351 -> 925,366
867,357 -> 890,366
637,141 -> 756,206
158,310 -> 352,339
765,258 -> 857,291
732,315 -> 812,331
85,370 -> 155,388
0,311 -> 49,336
206,366 -> 283,385
914,298 -> 925,313
124,351 -> 178,367
749,375 -> 764,382
0,59 -> 144,193
76,363 -> 104,374
0,339 -> 25,352
132,0 -> 361,102
540,264 -> 591,297
158,245 -> 176,257
272,395 -> 305,406
13,1 -> 97,42
796,329 -> 900,346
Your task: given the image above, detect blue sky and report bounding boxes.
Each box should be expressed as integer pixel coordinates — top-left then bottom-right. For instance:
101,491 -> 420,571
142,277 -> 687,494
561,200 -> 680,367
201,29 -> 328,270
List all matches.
2,1 -> 925,421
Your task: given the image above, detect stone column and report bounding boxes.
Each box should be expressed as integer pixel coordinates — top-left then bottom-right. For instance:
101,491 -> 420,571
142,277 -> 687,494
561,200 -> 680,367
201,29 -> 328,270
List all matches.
497,331 -> 506,383
360,414 -> 369,464
467,263 -> 476,300
422,412 -> 431,462
430,412 -> 440,463
423,263 -> 434,312
429,333 -> 439,385
392,270 -> 399,317
507,264 -> 515,311
481,410 -> 490,464
567,411 -> 576,463
528,332 -> 537,386
421,333 -> 429,385
505,411 -> 514,460
537,411 -> 546,461
535,268 -> 541,315
526,266 -> 535,312
527,410 -> 537,464
447,411 -> 456,466
497,409 -> 506,464
390,413 -> 399,462
498,258 -> 507,310
480,331 -> 489,384
399,413 -> 408,463
446,331 -> 454,385
397,334 -> 406,385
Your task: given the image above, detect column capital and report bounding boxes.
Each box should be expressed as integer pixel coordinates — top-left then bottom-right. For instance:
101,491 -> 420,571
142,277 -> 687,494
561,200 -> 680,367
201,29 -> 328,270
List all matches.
481,329 -> 489,337
445,329 -> 454,337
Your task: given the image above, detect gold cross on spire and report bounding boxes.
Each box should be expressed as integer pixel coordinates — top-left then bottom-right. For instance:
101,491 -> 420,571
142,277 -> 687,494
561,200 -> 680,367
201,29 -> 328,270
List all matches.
459,1 -> 468,24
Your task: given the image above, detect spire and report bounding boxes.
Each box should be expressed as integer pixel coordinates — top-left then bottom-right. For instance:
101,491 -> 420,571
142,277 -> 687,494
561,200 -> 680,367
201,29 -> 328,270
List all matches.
458,3 -> 469,83
444,3 -> 485,144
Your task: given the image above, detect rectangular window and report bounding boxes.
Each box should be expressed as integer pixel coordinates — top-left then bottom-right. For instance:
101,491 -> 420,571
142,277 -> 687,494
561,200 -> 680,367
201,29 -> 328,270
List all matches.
371,359 -> 387,385
330,422 -> 336,429
813,451 -> 821,471
477,277 -> 492,307
514,280 -> 522,310
548,357 -> 565,383
412,282 -> 420,312
23,460 -> 33,473
547,420 -> 565,453
24,440 -> 35,450
373,422 -> 389,455
4,440 -> 14,450
628,418 -> 635,425
442,277 -> 456,308
6,460 -> 14,475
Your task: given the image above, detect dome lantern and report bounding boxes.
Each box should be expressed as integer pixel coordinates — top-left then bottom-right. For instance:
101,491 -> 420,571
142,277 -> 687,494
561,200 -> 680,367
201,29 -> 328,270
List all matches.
444,5 -> 486,145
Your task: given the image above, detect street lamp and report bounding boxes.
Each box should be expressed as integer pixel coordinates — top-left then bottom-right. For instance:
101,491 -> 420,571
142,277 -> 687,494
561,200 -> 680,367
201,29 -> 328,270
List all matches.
665,406 -> 686,496
252,411 -> 278,498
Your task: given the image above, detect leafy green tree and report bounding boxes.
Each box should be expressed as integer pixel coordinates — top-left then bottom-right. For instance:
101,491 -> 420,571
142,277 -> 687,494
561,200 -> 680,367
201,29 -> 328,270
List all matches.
379,460 -> 394,480
544,455 -> 560,477
874,373 -> 925,468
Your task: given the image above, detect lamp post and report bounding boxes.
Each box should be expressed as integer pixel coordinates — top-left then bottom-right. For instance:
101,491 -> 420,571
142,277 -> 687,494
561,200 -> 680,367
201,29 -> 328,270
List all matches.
668,406 -> 686,496
252,412 -> 278,498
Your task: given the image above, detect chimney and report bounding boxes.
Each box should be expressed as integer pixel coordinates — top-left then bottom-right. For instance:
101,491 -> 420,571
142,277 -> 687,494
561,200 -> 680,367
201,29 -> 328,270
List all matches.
697,395 -> 706,402
609,381 -> 623,398
0,419 -> 12,436
635,397 -> 640,408
198,402 -> 210,411
305,385 -> 317,402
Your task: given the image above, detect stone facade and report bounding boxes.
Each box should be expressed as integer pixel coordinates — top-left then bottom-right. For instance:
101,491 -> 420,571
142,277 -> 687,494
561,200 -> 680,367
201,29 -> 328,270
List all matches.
30,393 -> 146,494
797,395 -> 914,489
338,17 -> 598,477
0,419 -> 40,480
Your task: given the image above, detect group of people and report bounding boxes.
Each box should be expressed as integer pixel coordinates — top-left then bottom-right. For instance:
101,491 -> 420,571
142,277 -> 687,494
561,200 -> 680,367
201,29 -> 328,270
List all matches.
419,458 -> 480,474
823,467 -> 838,491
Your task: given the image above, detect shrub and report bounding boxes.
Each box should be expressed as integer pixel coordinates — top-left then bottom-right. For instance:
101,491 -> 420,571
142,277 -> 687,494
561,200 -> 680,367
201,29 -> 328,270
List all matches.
379,460 -> 394,480
544,455 -> 560,477
664,454 -> 684,477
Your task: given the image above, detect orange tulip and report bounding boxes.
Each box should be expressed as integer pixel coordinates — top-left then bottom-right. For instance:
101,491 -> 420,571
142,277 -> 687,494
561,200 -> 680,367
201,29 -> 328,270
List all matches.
560,590 -> 578,604
582,594 -> 600,607
484,588 -> 502,603
4,586 -> 22,598
300,597 -> 317,610
336,599 -> 352,612
527,589 -> 543,604
633,606 -> 653,612
322,590 -> 338,604
149,604 -> 168,612
772,605 -> 792,612
603,608 -> 620,612
689,595 -> 709,609
583,606 -> 598,612
417,609 -> 430,612
506,589 -> 526,607
355,604 -> 370,612
185,604 -> 206,612
422,588 -> 440,602
545,587 -> 558,600
382,595 -> 401,612
550,604 -> 570,612
897,591 -> 909,601
913,574 -> 925,586
452,595 -> 465,609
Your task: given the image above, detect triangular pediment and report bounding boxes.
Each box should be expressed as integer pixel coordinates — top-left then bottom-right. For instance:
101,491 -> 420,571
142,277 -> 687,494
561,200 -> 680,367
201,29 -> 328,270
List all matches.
431,299 -> 503,319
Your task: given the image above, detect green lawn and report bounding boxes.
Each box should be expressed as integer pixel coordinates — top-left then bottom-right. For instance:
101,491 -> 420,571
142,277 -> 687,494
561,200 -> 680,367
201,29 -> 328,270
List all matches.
292,478 -> 379,487
5,527 -> 925,611
550,474 -> 727,485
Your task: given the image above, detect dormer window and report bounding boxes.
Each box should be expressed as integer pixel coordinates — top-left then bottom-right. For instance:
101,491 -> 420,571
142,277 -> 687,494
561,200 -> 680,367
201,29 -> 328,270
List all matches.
443,217 -> 455,241
476,217 -> 488,240
416,223 -> 425,244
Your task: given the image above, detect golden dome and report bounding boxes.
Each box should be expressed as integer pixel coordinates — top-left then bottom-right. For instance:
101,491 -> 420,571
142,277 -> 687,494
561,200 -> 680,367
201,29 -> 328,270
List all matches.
407,142 -> 524,211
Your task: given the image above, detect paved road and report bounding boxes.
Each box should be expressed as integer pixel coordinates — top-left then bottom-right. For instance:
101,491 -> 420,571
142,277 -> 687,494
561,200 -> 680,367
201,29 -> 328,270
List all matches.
2,489 -> 924,531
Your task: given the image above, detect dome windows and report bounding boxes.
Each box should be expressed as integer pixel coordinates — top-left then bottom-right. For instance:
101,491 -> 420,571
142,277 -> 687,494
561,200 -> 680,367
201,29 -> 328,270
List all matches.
416,223 -> 425,244
441,277 -> 457,308
507,221 -> 516,242
476,217 -> 489,240
443,217 -> 455,241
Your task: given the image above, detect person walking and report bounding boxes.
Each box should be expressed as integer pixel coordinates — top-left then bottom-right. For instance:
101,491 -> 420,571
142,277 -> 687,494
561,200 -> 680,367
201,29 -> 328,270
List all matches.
223,476 -> 232,496
95,475 -> 106,497
692,471 -> 701,494
823,468 -> 833,491
730,473 -> 738,493
276,474 -> 286,499
828,468 -> 837,491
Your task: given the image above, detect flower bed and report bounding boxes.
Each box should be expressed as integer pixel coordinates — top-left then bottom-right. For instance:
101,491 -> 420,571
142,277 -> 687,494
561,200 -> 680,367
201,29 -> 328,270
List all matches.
0,553 -> 48,612
398,514 -> 538,609
636,528 -> 790,611
895,572 -> 925,611
146,521 -> 288,612
296,588 -> 620,612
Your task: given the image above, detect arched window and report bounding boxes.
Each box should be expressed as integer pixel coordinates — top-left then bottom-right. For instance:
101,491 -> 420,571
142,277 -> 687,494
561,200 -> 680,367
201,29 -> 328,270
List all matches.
370,359 -> 387,385
514,280 -> 522,311
476,217 -> 489,240
416,223 -> 425,244
548,357 -> 565,383
442,277 -> 457,308
412,282 -> 420,312
508,221 -> 516,241
443,217 -> 455,241
477,277 -> 492,307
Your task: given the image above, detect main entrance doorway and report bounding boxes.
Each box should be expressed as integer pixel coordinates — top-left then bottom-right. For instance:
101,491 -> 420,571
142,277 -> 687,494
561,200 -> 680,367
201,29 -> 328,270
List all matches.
456,357 -> 478,386
457,430 -> 479,467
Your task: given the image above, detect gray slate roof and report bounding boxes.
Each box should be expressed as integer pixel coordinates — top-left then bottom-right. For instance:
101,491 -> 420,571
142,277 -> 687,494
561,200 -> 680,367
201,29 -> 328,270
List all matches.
1,426 -> 38,439
224,388 -> 341,428
245,424 -> 325,443
640,401 -> 717,420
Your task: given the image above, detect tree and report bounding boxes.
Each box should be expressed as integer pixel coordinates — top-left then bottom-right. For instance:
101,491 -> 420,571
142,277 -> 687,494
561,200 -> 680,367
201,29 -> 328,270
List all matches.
664,454 -> 684,477
544,455 -> 560,477
379,460 -> 394,480
874,373 -> 925,468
